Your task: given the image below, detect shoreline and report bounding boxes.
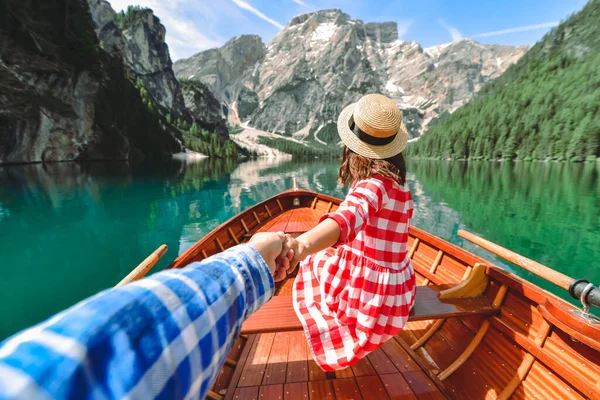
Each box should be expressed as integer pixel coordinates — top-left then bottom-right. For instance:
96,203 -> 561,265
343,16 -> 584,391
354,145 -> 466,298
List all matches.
172,150 -> 208,161
406,156 -> 600,164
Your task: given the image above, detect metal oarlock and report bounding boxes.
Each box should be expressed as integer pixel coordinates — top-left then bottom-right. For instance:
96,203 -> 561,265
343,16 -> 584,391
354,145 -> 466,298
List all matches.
580,282 -> 595,314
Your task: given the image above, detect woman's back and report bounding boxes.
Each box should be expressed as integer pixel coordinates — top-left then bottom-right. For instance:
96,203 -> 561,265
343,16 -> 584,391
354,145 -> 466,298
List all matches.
332,175 -> 414,270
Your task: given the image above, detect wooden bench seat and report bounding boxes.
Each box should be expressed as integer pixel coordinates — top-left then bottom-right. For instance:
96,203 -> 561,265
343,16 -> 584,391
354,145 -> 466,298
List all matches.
241,285 -> 497,334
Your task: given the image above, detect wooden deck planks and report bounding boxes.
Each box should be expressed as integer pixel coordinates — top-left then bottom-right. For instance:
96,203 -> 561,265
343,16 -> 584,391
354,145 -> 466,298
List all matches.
286,331 -> 309,383
366,347 -> 398,375
350,356 -> 377,377
257,211 -> 292,233
356,376 -> 391,400
308,380 -> 335,400
308,358 -> 327,381
285,208 -> 321,233
263,332 -> 291,385
380,337 -> 421,373
232,386 -> 259,400
332,378 -> 363,400
379,374 -> 417,400
259,384 -> 284,400
403,371 -> 446,400
238,333 -> 276,387
224,334 -> 257,400
275,278 -> 296,296
284,382 -> 309,400
229,323 -> 449,400
334,367 -> 354,379
213,337 -> 249,393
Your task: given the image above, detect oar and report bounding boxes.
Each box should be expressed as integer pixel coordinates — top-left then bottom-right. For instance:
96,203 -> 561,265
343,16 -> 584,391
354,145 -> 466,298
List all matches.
458,230 -> 572,290
115,245 -> 168,288
458,230 -> 599,311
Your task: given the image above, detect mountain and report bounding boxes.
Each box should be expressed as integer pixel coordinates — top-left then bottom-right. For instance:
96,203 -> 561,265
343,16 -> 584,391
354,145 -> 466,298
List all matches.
174,9 -> 527,148
110,5 -> 229,138
174,35 -> 266,123
409,0 -> 600,162
0,0 -> 232,165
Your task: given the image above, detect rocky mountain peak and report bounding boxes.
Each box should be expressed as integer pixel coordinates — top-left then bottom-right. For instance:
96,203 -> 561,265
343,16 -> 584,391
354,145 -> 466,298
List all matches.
175,8 -> 527,143
220,34 -> 266,71
87,0 -> 124,54
288,9 -> 348,27
121,9 -> 172,74
364,22 -> 398,43
92,1 -> 228,135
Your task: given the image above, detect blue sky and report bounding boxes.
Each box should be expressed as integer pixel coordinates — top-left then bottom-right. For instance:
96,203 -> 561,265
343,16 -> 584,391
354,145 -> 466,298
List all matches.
107,0 -> 588,61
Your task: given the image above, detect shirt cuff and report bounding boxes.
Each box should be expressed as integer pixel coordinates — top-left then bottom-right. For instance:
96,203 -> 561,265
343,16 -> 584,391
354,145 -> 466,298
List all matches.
319,212 -> 350,246
212,244 -> 275,318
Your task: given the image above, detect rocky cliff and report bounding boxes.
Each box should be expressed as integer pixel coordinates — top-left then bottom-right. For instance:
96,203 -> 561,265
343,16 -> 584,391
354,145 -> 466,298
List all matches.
174,35 -> 266,123
179,80 -> 228,136
0,0 -> 231,165
175,9 -> 527,142
119,9 -> 188,118
0,0 -> 135,164
105,3 -> 229,138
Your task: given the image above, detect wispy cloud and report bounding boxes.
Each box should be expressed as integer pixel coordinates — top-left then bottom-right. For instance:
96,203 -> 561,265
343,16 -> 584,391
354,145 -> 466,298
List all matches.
291,0 -> 310,7
231,0 -> 284,30
473,22 -> 559,38
108,0 -> 223,60
397,20 -> 413,39
438,18 -> 463,41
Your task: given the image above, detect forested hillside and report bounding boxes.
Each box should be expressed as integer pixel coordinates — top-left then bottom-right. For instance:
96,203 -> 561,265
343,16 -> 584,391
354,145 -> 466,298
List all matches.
409,0 -> 600,162
0,0 -> 182,163
0,1 -> 239,164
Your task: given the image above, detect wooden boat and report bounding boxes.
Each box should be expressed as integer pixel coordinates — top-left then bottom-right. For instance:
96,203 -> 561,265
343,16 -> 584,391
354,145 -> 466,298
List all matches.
126,183 -> 600,399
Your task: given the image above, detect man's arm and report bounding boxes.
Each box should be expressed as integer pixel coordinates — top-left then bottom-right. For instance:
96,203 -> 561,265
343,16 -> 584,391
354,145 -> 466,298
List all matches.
0,243 -> 276,399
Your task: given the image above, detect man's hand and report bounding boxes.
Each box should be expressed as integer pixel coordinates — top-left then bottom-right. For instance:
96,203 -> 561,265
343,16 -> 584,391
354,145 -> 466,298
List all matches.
247,232 -> 291,282
276,234 -> 307,275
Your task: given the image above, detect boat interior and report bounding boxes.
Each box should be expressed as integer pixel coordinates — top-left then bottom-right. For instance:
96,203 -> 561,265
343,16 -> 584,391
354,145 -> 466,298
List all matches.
167,189 -> 600,400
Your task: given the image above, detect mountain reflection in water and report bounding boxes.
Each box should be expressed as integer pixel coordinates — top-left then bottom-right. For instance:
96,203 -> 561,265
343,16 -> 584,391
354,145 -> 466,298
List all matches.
0,158 -> 598,339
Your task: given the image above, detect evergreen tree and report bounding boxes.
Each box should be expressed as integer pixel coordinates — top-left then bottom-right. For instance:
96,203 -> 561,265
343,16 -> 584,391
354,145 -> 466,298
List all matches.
190,122 -> 198,136
408,0 -> 600,162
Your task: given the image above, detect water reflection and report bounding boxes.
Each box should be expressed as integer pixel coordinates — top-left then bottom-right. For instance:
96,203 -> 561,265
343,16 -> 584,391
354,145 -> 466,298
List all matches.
0,158 -> 598,339
408,160 -> 600,299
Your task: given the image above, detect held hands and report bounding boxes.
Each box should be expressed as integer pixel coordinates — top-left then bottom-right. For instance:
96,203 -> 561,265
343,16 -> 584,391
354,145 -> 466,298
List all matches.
247,231 -> 297,282
276,234 -> 307,275
246,232 -> 307,282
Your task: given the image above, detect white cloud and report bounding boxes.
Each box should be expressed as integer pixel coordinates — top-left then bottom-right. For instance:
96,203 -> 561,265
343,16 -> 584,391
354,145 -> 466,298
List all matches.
231,0 -> 285,30
473,22 -> 559,38
397,20 -> 413,39
291,0 -> 310,7
107,0 -> 223,60
438,18 -> 463,41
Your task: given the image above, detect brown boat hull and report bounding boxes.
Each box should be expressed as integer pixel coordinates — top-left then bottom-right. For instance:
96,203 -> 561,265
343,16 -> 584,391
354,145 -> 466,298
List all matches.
170,189 -> 600,400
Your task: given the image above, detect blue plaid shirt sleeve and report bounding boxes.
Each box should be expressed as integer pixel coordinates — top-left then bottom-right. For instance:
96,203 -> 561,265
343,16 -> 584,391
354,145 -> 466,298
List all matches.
0,244 -> 275,399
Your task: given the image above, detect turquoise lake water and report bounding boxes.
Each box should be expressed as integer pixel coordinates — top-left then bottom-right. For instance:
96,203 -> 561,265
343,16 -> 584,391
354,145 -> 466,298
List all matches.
0,158 -> 599,340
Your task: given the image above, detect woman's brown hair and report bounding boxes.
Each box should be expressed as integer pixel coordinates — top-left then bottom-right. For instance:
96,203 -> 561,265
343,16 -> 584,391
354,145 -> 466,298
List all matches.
338,146 -> 407,186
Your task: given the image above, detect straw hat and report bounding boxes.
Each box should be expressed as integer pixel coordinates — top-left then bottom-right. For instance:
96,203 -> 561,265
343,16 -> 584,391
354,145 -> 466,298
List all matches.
337,94 -> 408,159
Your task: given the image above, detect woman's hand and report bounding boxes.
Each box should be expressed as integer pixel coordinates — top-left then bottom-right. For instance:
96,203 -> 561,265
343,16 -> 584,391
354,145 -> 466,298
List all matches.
276,219 -> 341,276
247,232 -> 289,282
277,234 -> 308,274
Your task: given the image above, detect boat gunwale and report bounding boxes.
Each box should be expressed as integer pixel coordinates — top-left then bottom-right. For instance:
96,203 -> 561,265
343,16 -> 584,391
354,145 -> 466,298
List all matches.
176,188 -> 600,399
167,189 -> 340,269
171,188 -> 589,318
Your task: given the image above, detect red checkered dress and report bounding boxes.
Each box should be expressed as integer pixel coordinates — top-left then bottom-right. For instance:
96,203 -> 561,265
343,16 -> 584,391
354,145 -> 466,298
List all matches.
293,176 -> 416,371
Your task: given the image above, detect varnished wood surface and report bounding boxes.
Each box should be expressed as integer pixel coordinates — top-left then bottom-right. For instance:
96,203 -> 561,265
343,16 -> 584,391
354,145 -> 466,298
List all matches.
538,299 -> 600,352
223,331 -> 447,400
167,188 -> 600,400
458,230 -> 574,291
241,287 -> 497,335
